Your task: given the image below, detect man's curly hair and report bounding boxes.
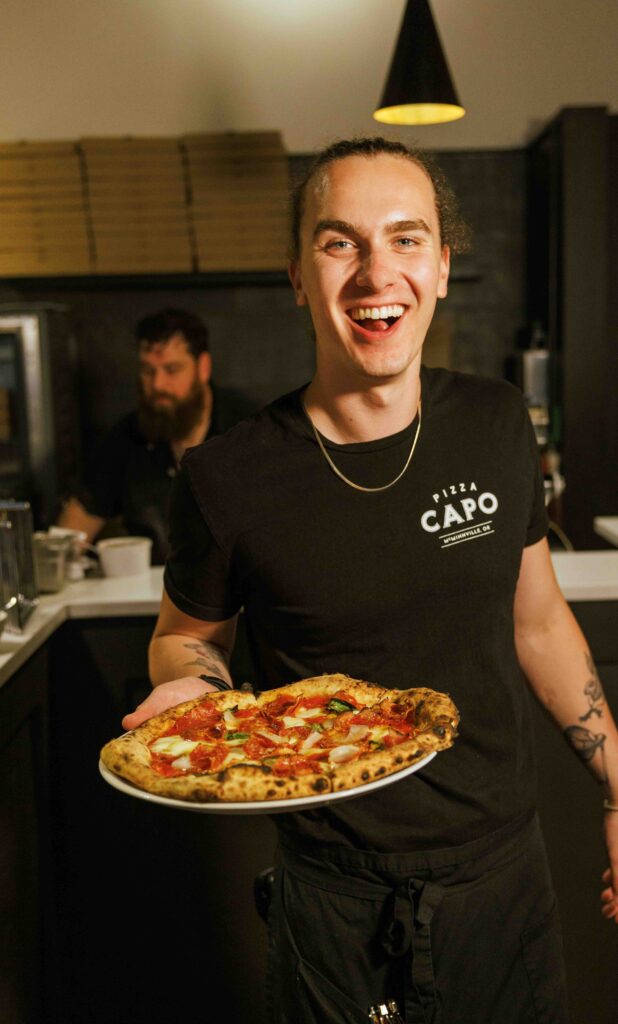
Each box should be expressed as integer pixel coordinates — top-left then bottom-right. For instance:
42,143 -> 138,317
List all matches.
289,136 -> 471,259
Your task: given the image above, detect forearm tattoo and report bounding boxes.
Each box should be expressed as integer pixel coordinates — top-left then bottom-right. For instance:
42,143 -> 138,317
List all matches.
578,652 -> 604,721
182,641 -> 228,678
563,650 -> 608,783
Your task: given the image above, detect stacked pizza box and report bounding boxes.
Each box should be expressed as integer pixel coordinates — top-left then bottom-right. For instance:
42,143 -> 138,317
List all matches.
0,140 -> 92,276
183,131 -> 289,272
81,136 -> 193,274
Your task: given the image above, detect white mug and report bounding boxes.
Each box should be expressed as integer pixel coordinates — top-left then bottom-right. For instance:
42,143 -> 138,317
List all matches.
96,537 -> 152,577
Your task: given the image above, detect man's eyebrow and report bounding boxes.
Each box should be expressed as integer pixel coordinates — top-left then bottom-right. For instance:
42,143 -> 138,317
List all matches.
387,218 -> 432,235
312,217 -> 433,241
313,219 -> 357,241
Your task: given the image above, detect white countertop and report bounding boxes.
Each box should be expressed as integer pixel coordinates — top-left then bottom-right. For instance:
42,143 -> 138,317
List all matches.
1,553 -> 617,690
594,516 -> 618,547
551,550 -> 618,601
0,568 -> 164,689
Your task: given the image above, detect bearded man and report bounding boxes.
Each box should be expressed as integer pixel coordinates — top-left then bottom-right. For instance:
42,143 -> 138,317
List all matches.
59,308 -> 253,563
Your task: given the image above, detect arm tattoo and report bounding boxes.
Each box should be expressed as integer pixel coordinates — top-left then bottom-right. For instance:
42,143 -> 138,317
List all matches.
563,725 -> 608,784
182,641 -> 228,676
563,651 -> 608,782
578,652 -> 604,721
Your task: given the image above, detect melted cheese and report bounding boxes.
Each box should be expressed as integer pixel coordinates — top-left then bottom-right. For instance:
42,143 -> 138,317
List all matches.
220,749 -> 250,769
151,736 -> 199,758
282,715 -> 307,728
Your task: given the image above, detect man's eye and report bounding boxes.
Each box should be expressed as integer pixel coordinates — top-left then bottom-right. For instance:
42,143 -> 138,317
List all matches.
324,239 -> 353,251
395,237 -> 419,248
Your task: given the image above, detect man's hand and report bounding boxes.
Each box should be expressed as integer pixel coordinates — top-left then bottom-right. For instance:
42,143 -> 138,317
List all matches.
121,676 -> 222,731
601,811 -> 618,922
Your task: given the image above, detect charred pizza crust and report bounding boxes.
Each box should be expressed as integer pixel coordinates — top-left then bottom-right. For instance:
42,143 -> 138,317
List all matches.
100,674 -> 459,803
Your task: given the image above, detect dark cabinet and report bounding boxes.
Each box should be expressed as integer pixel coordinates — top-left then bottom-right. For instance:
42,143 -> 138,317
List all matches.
0,647 -> 53,1024
46,617 -> 275,1024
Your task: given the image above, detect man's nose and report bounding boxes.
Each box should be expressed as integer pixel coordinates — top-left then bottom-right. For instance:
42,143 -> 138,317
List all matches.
355,249 -> 396,292
152,368 -> 167,390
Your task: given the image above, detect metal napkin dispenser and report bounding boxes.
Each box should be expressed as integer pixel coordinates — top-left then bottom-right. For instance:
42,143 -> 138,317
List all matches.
0,500 -> 38,630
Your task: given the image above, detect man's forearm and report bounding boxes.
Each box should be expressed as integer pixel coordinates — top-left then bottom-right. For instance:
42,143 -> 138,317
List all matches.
516,604 -> 618,801
148,633 -> 234,688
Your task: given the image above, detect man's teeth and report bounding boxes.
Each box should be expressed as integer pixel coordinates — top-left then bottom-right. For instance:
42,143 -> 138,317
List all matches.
350,305 -> 405,322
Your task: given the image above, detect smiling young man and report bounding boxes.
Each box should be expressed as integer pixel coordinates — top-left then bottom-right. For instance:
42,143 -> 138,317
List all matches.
124,139 -> 618,1022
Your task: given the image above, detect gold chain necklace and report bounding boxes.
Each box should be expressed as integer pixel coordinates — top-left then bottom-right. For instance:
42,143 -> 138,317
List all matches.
303,396 -> 422,494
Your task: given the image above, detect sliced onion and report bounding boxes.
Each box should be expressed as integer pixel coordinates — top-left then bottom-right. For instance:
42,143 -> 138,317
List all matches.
300,730 -> 323,753
151,736 -> 198,757
328,744 -> 360,764
343,724 -> 369,743
282,715 -> 307,728
255,729 -> 288,746
171,754 -> 193,771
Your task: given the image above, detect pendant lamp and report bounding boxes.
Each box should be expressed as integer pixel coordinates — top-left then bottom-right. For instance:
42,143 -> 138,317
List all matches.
374,0 -> 465,126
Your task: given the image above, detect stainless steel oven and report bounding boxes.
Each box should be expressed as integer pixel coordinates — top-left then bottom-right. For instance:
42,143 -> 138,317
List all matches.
0,303 -> 82,527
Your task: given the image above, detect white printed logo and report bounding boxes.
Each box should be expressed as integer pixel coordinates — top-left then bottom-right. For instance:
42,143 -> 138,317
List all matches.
420,482 -> 498,549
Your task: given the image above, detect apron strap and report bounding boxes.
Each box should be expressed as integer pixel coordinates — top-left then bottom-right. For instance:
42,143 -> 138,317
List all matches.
380,878 -> 445,1024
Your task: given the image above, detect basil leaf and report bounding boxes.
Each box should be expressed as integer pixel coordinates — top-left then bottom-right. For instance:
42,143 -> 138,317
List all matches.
226,731 -> 250,741
326,698 -> 355,714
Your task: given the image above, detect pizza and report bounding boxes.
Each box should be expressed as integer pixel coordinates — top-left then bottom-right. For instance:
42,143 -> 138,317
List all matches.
100,673 -> 459,804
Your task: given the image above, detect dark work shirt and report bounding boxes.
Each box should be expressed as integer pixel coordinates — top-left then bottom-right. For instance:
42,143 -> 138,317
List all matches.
165,367 -> 548,852
84,385 -> 256,564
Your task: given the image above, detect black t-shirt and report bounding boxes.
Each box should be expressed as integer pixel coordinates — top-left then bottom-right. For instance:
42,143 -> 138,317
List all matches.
84,385 -> 255,564
165,367 -> 548,852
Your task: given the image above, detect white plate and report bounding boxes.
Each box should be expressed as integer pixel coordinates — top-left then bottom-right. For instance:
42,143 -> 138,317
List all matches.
98,750 -> 437,815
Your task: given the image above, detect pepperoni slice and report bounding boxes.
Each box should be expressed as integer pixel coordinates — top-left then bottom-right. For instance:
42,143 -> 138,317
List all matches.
172,703 -> 222,734
296,695 -> 330,710
150,754 -> 182,777
190,744 -> 228,772
261,693 -> 297,720
271,755 -> 322,777
244,735 -> 278,759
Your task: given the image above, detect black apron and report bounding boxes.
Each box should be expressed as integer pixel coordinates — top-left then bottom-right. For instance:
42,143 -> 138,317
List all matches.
266,812 -> 569,1024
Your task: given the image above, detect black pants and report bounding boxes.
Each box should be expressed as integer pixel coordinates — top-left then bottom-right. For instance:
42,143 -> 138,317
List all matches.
266,813 -> 569,1024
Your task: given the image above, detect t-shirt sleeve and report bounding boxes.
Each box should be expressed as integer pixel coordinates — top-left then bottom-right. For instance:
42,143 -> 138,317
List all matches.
523,407 -> 549,547
163,465 -> 242,621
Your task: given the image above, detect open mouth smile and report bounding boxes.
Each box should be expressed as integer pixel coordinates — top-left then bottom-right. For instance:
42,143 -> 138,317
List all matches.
347,304 -> 406,335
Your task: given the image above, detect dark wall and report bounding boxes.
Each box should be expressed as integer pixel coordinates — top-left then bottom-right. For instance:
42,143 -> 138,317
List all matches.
0,149 -> 527,464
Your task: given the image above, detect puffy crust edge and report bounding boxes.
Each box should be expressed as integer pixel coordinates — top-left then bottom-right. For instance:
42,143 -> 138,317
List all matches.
100,678 -> 459,803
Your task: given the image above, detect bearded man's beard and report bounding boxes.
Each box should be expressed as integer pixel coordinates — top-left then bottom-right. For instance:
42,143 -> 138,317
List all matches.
137,379 -> 206,442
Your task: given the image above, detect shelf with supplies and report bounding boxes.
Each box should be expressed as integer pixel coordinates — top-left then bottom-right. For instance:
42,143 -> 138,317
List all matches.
0,269 -> 291,290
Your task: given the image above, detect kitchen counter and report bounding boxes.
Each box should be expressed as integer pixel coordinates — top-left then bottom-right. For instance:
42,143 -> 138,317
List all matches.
594,516 -> 618,547
2,552 -> 617,690
0,567 -> 164,688
551,549 -> 618,601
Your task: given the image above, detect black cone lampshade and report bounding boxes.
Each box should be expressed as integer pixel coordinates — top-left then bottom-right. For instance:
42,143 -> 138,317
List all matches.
374,0 -> 465,126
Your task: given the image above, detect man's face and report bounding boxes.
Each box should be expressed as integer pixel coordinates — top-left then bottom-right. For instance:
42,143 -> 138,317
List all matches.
289,154 -> 450,386
137,332 -> 211,441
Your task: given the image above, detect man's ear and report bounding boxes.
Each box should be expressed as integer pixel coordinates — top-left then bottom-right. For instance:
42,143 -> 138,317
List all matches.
288,259 -> 307,307
437,245 -> 450,300
197,351 -> 212,384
